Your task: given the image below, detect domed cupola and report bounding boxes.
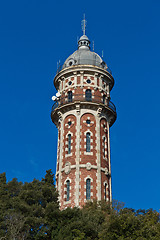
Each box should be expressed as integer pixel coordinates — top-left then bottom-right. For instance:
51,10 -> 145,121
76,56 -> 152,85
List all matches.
61,16 -> 111,74
78,34 -> 90,50
62,33 -> 109,71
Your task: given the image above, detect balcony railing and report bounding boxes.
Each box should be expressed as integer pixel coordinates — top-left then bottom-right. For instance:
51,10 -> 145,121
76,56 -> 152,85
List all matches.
52,94 -> 116,113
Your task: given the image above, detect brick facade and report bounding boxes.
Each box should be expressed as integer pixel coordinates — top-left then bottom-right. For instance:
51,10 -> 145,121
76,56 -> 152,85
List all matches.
52,65 -> 116,209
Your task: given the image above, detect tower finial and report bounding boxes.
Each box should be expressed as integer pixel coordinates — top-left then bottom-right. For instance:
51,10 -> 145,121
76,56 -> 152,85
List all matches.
81,14 -> 87,35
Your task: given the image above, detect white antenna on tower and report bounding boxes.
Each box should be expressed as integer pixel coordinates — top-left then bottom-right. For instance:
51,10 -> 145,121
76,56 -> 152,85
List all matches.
57,61 -> 58,71
81,14 -> 87,35
93,41 -> 95,52
102,50 -> 104,58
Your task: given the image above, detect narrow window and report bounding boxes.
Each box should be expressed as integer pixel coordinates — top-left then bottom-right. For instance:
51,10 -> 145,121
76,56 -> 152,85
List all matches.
68,134 -> 71,154
103,95 -> 106,104
103,137 -> 106,157
66,180 -> 70,201
68,91 -> 72,103
105,183 -> 107,201
85,89 -> 92,102
86,132 -> 91,152
86,178 -> 91,200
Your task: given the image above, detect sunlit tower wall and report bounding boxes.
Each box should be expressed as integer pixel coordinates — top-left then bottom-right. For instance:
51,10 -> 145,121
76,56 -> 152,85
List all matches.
51,22 -> 116,209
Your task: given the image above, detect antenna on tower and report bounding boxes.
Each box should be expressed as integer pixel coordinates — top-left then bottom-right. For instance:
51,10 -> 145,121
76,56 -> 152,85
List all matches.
57,61 -> 58,71
93,41 -> 95,52
81,14 -> 87,35
57,60 -> 61,72
102,50 -> 104,59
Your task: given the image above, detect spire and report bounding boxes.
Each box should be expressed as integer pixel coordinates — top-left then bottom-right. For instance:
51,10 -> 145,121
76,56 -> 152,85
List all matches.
81,14 -> 87,35
78,15 -> 90,50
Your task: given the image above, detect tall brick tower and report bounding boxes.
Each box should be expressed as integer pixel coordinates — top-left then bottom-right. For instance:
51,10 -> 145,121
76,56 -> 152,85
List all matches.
51,19 -> 116,209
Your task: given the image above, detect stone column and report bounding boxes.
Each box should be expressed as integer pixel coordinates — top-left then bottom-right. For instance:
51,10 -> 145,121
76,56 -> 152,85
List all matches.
96,108 -> 102,201
57,111 -> 64,206
107,121 -> 112,202
74,104 -> 81,207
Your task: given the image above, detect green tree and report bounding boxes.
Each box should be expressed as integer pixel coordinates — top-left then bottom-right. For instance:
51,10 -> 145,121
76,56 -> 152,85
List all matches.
99,207 -> 160,240
0,170 -> 59,240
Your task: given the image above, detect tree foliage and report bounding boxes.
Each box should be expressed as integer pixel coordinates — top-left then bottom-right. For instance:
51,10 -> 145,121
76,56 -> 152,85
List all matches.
0,171 -> 160,239
0,170 -> 59,239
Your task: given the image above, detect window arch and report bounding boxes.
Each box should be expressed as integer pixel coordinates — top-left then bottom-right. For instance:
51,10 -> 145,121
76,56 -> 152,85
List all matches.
66,180 -> 70,201
85,89 -> 92,102
86,178 -> 91,200
68,91 -> 72,103
86,132 -> 91,152
68,134 -> 71,154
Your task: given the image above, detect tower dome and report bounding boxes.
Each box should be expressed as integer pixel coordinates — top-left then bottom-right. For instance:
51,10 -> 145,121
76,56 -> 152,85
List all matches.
62,34 -> 109,72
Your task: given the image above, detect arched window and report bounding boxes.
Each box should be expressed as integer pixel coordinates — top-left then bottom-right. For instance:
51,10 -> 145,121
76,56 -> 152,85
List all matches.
66,180 -> 70,201
68,134 -> 71,154
85,89 -> 92,102
103,137 -> 106,157
86,178 -> 91,200
68,91 -> 72,103
103,95 -> 106,104
86,132 -> 91,152
104,183 -> 107,201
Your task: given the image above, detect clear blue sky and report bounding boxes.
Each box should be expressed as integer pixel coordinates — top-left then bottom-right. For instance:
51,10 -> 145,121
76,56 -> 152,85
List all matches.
0,0 -> 160,211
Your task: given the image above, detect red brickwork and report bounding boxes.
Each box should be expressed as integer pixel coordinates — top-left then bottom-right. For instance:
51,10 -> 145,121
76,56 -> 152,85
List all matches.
77,76 -> 80,84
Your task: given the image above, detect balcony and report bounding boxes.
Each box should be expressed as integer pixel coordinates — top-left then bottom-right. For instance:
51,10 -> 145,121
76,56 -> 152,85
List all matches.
52,94 -> 116,114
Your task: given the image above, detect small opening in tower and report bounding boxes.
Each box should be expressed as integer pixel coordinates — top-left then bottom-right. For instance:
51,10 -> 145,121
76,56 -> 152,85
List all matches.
68,81 -> 72,85
68,134 -> 71,154
69,61 -> 73,66
105,183 -> 107,201
86,132 -> 91,152
68,121 -> 72,126
66,180 -> 70,201
86,119 -> 90,124
86,178 -> 91,200
68,91 -> 72,103
103,95 -> 106,104
85,89 -> 92,102
86,79 -> 91,84
103,137 -> 106,158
